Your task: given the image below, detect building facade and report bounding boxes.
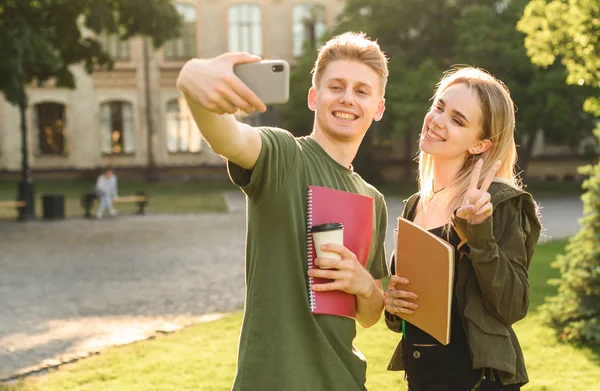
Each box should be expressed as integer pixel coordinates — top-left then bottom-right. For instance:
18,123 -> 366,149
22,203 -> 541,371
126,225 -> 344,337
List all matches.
0,0 -> 592,181
0,0 -> 342,178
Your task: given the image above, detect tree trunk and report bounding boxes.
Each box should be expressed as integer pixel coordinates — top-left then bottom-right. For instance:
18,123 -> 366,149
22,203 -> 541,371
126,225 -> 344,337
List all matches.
518,132 -> 537,182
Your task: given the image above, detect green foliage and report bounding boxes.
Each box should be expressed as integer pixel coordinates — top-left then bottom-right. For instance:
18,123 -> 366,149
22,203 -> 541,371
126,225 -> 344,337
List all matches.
281,41 -> 318,137
520,0 -> 600,345
0,0 -> 181,105
518,0 -> 600,116
455,0 -> 597,152
541,129 -> 600,344
283,0 -> 597,181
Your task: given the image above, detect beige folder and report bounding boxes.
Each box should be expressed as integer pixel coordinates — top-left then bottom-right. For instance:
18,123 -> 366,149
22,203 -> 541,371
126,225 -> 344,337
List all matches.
395,217 -> 454,345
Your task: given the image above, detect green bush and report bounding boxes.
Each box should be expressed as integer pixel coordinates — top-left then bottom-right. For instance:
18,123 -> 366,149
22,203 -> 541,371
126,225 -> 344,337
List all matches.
542,129 -> 600,344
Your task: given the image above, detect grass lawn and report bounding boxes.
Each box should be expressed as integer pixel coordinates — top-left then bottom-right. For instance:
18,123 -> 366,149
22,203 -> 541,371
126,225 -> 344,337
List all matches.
2,239 -> 599,391
0,179 -> 237,220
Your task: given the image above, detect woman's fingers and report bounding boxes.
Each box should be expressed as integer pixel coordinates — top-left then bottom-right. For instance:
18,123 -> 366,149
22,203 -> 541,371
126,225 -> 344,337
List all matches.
385,286 -> 419,315
388,275 -> 409,285
456,205 -> 475,219
393,299 -> 418,310
480,160 -> 501,192
475,202 -> 493,217
472,192 -> 491,212
388,287 -> 418,300
385,297 -> 418,314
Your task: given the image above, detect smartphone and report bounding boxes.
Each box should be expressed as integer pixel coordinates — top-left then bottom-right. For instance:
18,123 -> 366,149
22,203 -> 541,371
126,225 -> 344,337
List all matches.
234,60 -> 290,105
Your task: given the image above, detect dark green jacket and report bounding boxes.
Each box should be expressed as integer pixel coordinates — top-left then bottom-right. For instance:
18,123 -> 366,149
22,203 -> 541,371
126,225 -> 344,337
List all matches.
386,182 -> 541,386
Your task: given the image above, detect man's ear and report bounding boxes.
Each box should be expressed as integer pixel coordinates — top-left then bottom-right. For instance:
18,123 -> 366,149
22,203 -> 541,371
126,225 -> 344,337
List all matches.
308,86 -> 317,112
469,139 -> 492,155
374,98 -> 385,121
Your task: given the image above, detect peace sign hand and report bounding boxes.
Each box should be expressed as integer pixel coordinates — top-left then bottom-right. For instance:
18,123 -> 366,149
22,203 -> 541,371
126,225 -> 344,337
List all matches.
456,159 -> 501,225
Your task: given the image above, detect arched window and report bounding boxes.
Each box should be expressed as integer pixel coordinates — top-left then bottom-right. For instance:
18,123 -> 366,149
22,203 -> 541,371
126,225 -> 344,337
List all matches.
292,4 -> 326,57
35,102 -> 67,155
100,101 -> 135,154
165,98 -> 202,153
163,3 -> 197,60
228,4 -> 262,55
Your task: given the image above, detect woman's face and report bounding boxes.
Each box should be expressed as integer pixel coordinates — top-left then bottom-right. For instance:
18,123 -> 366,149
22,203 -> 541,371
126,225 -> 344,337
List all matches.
419,83 -> 488,161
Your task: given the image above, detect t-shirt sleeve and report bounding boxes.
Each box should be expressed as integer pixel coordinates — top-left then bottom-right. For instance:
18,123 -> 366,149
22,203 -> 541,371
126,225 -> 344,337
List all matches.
367,192 -> 389,280
227,127 -> 299,200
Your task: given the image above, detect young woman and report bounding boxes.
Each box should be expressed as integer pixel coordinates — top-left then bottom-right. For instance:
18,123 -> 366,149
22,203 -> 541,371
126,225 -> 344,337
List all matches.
384,67 -> 541,390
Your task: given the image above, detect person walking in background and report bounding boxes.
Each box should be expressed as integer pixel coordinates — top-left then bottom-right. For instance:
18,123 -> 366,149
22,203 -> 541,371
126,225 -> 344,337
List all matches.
176,32 -> 390,390
95,167 -> 119,219
384,67 -> 541,390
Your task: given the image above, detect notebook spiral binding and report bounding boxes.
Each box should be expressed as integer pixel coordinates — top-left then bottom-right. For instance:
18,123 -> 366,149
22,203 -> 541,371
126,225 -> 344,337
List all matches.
306,188 -> 316,311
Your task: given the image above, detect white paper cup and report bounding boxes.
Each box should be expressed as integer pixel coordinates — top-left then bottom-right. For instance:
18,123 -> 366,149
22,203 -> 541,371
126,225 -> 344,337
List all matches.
311,223 -> 344,269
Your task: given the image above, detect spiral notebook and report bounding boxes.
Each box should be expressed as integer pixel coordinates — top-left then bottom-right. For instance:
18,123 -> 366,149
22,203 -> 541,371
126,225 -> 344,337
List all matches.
306,185 -> 374,319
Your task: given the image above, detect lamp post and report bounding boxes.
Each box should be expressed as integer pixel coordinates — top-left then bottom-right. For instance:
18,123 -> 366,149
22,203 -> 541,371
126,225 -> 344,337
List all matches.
17,86 -> 35,220
143,38 -> 157,181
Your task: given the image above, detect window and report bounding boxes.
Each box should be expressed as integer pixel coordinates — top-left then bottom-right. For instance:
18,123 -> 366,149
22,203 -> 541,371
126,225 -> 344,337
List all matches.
165,98 -> 202,153
98,33 -> 130,61
100,101 -> 135,154
163,3 -> 197,60
292,4 -> 326,57
228,4 -> 262,55
35,102 -> 67,155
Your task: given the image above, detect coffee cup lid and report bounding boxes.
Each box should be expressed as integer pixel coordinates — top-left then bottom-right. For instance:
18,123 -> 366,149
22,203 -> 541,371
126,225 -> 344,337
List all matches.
311,222 -> 343,232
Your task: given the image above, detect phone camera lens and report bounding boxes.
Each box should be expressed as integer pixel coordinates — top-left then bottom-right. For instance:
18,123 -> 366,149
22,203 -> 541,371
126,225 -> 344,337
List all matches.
272,64 -> 284,72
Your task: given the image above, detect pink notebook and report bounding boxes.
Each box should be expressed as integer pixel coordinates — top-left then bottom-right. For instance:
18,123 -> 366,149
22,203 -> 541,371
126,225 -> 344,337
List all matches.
307,185 -> 374,318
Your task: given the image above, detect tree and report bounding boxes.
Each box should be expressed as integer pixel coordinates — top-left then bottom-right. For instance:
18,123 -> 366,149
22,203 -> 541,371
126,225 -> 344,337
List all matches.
0,0 -> 181,220
283,0 -> 477,182
517,0 -> 600,115
284,0 -> 596,183
454,0 -> 597,175
541,128 -> 600,345
517,0 -> 600,346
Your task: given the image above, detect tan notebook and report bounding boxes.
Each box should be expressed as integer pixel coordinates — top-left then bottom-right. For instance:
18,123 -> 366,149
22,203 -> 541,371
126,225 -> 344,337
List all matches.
394,217 -> 455,345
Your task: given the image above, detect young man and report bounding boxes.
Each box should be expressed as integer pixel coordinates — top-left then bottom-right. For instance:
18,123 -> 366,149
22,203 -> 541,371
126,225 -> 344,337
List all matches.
177,32 -> 389,390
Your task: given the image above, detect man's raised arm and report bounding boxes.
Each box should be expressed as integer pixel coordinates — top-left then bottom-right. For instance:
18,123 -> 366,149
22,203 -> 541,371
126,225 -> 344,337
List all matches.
176,53 -> 266,170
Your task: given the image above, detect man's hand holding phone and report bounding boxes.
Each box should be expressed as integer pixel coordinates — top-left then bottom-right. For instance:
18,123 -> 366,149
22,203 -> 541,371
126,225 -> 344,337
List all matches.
176,52 -> 267,115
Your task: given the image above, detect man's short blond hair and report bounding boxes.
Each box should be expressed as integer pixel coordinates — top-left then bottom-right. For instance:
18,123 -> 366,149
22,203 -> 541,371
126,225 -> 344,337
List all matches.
311,32 -> 389,94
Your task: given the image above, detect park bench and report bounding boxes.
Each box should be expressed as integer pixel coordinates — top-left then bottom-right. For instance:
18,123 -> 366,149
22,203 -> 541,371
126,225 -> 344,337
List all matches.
0,200 -> 26,209
80,191 -> 149,218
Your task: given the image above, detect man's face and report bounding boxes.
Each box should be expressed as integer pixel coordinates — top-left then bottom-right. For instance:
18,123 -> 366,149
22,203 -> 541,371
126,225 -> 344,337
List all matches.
308,60 -> 385,143
105,170 -> 113,178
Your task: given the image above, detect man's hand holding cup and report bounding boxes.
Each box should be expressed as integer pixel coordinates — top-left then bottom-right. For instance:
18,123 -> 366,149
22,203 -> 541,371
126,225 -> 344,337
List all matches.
308,223 -> 374,298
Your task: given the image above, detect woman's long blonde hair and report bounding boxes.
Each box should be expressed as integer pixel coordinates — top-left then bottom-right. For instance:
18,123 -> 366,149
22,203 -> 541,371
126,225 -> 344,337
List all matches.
418,67 -> 521,220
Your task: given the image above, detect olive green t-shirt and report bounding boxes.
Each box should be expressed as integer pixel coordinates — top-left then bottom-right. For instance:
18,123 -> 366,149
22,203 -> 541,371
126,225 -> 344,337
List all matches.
227,127 -> 389,391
